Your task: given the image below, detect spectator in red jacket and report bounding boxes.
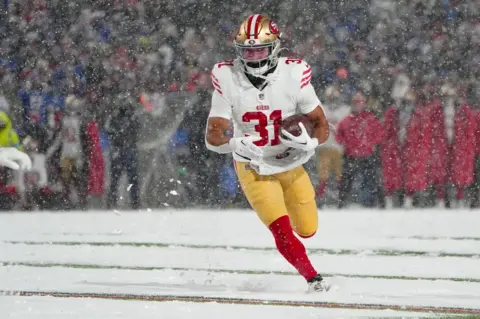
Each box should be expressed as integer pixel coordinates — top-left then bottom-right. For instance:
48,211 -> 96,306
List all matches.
429,85 -> 476,208
381,91 -> 433,208
336,90 -> 385,208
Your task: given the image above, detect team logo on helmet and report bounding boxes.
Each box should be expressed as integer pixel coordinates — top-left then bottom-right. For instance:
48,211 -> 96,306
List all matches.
248,39 -> 256,45
269,20 -> 279,34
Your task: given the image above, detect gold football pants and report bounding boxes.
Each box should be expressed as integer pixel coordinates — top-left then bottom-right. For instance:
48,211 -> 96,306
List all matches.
235,162 -> 318,237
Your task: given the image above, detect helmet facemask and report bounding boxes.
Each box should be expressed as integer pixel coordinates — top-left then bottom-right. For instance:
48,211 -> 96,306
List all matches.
234,39 -> 281,77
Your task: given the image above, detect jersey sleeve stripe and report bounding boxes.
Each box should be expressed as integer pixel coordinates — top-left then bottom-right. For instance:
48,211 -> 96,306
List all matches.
300,78 -> 311,89
301,75 -> 312,83
302,68 -> 311,75
211,74 -> 222,90
215,89 -> 223,95
211,76 -> 220,86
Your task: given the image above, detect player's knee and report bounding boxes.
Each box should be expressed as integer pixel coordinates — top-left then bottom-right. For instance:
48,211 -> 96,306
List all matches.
298,230 -> 316,238
294,224 -> 317,239
291,214 -> 318,238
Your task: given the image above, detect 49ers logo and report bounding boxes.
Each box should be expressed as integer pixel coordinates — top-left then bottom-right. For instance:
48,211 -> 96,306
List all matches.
269,20 -> 279,34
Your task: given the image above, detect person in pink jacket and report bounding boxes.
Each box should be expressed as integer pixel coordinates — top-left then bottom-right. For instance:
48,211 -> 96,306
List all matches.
381,91 -> 433,207
429,85 -> 476,208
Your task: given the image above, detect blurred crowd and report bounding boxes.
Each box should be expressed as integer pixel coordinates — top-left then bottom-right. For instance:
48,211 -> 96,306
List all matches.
0,0 -> 479,210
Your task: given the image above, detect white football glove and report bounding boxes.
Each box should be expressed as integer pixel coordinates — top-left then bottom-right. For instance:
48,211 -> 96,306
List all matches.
229,135 -> 263,161
280,122 -> 319,152
0,147 -> 32,171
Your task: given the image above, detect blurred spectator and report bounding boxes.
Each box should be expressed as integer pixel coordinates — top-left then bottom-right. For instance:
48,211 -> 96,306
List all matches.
381,91 -> 433,208
472,98 -> 480,209
316,85 -> 350,205
105,94 -> 140,209
47,96 -> 105,209
0,111 -> 21,209
336,90 -> 384,208
0,90 -> 10,113
0,111 -> 21,149
429,84 -> 476,208
19,122 -> 56,210
81,104 -> 105,209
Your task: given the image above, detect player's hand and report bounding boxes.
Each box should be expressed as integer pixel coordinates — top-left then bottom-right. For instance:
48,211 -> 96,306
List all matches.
0,147 -> 32,171
229,135 -> 263,161
280,123 -> 319,152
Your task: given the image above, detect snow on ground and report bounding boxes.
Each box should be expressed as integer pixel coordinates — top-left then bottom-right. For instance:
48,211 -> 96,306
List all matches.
2,297 -> 435,319
0,209 -> 479,318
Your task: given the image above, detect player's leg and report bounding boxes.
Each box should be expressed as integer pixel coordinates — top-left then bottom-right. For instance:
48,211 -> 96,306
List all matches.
277,165 -> 317,238
235,162 -> 318,281
235,161 -> 287,226
275,165 -> 329,291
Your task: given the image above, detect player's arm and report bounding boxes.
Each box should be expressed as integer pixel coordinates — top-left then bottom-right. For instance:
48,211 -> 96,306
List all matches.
304,106 -> 329,145
280,69 -> 330,150
205,117 -> 232,152
296,62 -> 329,145
204,81 -> 235,153
205,79 -> 262,157
205,102 -> 262,158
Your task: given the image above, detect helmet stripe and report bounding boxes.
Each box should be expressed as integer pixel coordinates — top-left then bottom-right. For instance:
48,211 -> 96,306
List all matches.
246,15 -> 255,40
253,15 -> 263,39
249,14 -> 261,39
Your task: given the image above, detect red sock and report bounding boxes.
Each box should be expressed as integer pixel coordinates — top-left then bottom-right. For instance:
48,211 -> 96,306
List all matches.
268,215 -> 317,280
316,181 -> 327,199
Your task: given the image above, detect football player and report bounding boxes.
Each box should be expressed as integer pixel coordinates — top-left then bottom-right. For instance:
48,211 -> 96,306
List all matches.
205,15 -> 329,292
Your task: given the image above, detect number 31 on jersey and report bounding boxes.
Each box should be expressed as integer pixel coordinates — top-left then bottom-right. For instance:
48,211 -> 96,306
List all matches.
242,110 -> 282,146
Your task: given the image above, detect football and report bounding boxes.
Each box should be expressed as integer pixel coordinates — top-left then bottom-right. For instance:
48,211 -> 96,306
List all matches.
280,114 -> 315,139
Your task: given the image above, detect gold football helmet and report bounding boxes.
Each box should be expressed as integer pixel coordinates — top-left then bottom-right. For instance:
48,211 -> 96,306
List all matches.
233,14 -> 282,77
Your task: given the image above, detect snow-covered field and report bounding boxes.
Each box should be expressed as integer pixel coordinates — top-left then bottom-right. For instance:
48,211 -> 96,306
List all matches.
1,209 -> 479,318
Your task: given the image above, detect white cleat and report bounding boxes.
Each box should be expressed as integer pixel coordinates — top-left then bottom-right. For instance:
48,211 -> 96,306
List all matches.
307,274 -> 330,292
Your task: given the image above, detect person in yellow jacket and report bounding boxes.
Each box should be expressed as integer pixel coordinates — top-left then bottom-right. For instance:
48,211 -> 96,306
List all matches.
0,111 -> 31,170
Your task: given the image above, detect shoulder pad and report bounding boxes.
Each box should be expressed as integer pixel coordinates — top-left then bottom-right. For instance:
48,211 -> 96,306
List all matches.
211,59 -> 235,96
279,57 -> 312,89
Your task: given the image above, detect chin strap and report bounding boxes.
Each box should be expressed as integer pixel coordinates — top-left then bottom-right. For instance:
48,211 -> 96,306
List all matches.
243,61 -> 279,83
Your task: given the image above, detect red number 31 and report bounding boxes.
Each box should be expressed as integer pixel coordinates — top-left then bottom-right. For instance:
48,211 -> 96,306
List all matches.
242,110 -> 282,146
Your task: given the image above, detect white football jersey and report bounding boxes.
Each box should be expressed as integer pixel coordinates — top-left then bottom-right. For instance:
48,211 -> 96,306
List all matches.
208,57 -> 323,175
